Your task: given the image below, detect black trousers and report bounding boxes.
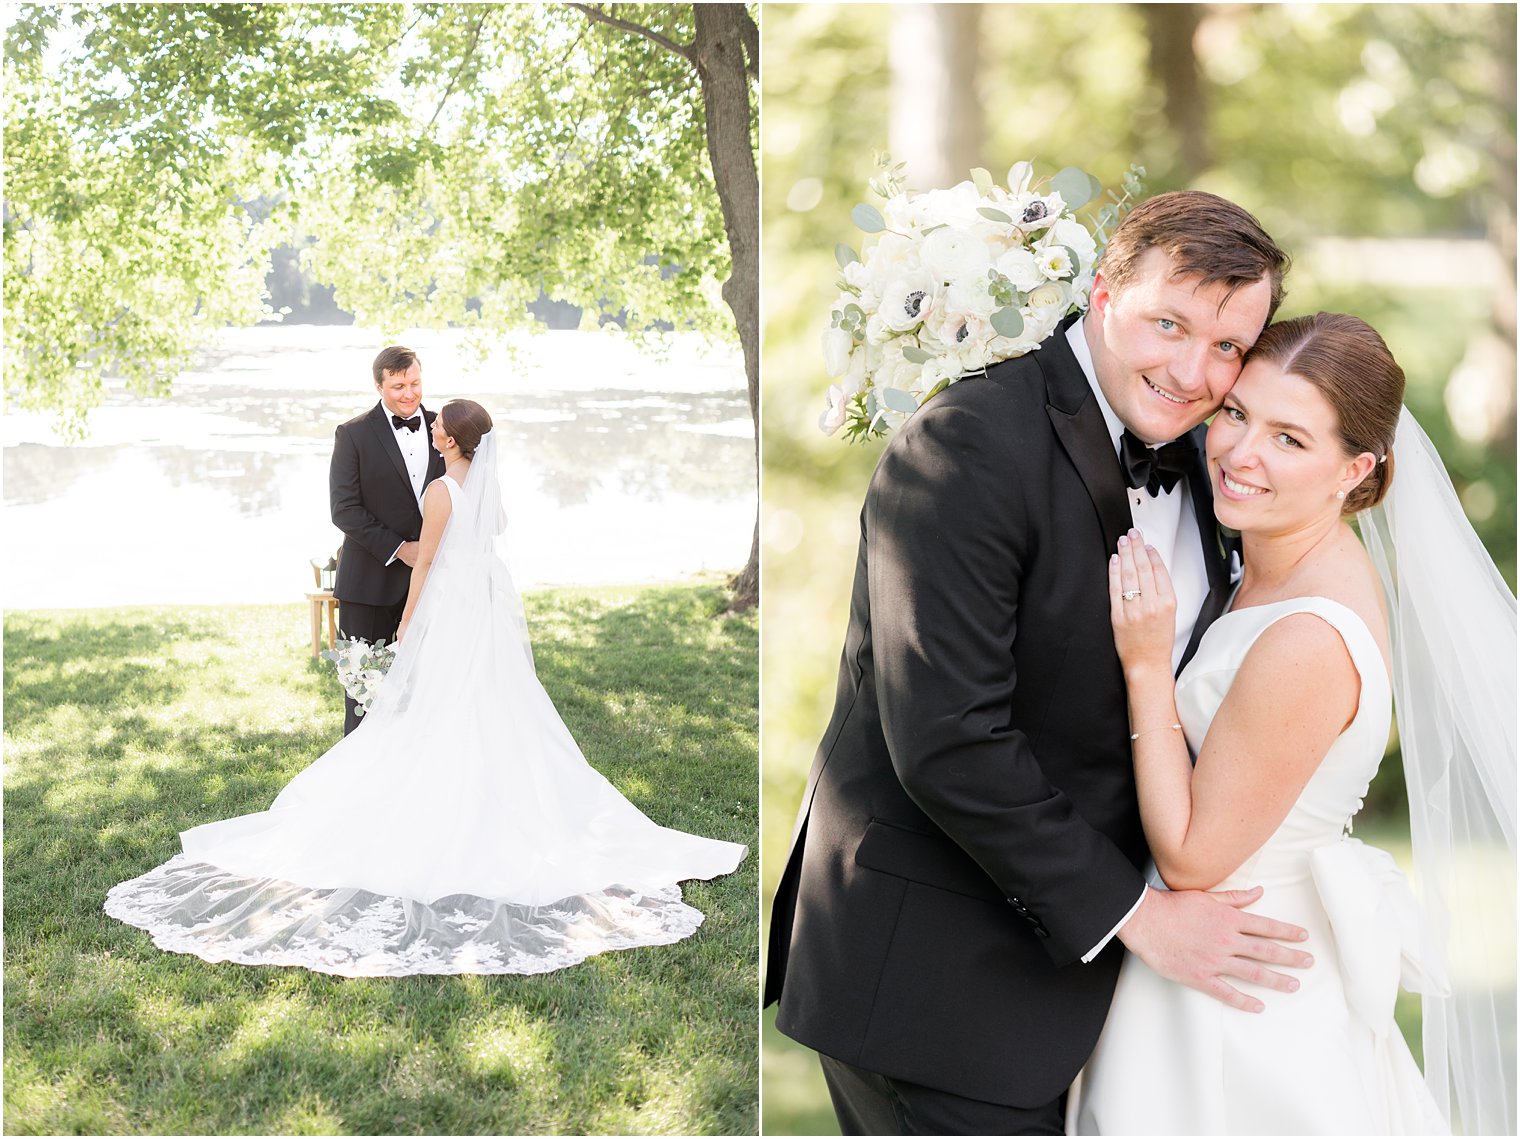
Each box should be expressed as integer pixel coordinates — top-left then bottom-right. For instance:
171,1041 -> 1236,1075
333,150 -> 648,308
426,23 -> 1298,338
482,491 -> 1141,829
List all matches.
336,597 -> 406,735
819,1054 -> 1066,1136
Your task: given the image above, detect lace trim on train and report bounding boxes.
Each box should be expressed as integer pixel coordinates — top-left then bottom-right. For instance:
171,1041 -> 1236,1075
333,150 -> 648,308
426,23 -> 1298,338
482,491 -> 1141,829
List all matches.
103,854 -> 705,977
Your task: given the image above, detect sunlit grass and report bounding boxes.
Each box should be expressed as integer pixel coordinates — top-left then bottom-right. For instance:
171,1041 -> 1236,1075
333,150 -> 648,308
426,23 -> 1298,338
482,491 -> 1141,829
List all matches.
4,584 -> 757,1136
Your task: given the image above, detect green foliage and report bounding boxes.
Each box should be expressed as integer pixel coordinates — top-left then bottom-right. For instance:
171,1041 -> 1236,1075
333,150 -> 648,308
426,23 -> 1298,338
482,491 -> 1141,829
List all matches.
3,4 -> 746,436
4,584 -> 758,1135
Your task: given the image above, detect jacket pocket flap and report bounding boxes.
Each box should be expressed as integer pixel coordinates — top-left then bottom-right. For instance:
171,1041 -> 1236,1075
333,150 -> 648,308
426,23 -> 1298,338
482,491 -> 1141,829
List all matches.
854,818 -> 1005,904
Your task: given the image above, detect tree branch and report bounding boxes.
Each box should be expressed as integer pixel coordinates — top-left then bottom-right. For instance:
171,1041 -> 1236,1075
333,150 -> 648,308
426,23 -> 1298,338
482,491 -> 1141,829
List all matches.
567,3 -> 694,66
740,7 -> 758,80
426,9 -> 489,132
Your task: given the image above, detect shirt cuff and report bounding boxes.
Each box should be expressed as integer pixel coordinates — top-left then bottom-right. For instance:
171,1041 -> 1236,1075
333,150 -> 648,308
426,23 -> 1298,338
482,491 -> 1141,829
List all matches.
386,542 -> 403,566
1081,886 -> 1147,963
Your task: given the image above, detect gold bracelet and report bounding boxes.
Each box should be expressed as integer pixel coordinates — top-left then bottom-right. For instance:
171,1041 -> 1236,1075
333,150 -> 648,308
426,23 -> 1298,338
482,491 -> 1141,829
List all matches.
1130,723 -> 1182,741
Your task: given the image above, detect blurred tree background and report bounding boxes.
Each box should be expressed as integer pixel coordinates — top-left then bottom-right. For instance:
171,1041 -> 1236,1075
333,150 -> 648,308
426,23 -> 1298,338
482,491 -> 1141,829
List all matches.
4,2 -> 761,604
760,4 -> 1515,1132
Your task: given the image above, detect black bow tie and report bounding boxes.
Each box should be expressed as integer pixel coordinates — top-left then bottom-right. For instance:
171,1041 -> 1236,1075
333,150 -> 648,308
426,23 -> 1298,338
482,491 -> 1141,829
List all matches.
1119,428 -> 1197,496
392,414 -> 422,432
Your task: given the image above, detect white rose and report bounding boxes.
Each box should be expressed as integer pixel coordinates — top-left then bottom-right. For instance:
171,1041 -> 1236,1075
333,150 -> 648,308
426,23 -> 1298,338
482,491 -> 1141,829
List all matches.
822,326 -> 854,378
1026,281 -> 1073,338
994,247 -> 1042,293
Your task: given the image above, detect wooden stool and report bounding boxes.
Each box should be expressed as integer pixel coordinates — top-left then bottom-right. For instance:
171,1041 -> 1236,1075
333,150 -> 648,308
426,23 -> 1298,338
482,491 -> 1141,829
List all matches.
306,591 -> 339,657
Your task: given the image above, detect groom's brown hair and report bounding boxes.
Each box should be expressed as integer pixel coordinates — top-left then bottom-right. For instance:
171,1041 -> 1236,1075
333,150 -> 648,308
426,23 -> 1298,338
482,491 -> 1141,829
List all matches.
372,345 -> 419,386
1099,191 -> 1290,321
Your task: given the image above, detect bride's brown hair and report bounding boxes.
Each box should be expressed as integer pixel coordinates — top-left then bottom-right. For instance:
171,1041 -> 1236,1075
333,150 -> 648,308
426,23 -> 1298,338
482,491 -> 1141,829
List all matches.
1243,312 -> 1405,514
439,399 -> 493,460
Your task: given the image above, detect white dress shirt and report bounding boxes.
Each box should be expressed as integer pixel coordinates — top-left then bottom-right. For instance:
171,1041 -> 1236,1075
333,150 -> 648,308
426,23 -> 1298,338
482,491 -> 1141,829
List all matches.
385,403 -> 430,565
1063,318 -> 1212,962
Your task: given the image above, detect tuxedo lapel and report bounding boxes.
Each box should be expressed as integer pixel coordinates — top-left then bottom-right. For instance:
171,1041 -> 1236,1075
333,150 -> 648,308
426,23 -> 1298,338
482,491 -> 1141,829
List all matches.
368,403 -> 417,500
1042,321 -> 1133,555
1178,430 -> 1232,671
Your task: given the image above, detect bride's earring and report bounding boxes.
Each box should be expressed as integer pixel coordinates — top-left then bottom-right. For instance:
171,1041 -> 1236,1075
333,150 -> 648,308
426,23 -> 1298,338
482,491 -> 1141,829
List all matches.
1336,490 -> 1346,500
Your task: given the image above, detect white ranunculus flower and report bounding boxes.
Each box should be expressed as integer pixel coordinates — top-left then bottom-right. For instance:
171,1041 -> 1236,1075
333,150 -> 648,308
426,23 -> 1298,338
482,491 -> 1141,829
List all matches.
875,346 -> 925,396
911,182 -> 982,229
921,227 -> 993,282
1038,246 -> 1074,280
822,326 -> 854,378
871,231 -> 920,274
842,261 -> 881,313
879,272 -> 938,333
995,247 -> 1043,293
1047,218 -> 1098,274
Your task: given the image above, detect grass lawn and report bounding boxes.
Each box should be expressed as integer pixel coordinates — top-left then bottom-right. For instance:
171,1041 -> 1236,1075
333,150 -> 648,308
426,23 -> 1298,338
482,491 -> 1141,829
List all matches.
4,582 -> 757,1136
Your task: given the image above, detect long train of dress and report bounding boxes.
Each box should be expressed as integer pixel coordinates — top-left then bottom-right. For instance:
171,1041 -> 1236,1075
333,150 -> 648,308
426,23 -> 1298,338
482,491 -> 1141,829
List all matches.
1070,597 -> 1447,1135
106,473 -> 747,976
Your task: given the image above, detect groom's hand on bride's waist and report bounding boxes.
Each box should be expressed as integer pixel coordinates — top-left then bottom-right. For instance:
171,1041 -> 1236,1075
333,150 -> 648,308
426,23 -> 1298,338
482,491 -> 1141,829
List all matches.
1116,885 -> 1313,1014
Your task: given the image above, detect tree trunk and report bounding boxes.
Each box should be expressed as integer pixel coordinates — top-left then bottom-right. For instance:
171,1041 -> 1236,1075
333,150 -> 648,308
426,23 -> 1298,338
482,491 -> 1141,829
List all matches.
1140,4 -> 1210,185
888,5 -> 983,189
692,4 -> 760,611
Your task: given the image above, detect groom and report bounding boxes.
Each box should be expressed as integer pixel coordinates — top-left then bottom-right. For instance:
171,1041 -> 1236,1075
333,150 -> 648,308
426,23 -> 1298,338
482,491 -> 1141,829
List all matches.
766,192 -> 1309,1134
329,345 -> 445,734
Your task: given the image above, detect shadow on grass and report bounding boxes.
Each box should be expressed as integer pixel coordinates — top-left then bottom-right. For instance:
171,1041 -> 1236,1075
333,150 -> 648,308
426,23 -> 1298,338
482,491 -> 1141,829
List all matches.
4,593 -> 758,1135
2,613 -> 220,735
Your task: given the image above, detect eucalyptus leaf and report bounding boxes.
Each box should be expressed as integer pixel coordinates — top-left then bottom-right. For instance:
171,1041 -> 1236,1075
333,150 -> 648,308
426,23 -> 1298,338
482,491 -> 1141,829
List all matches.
901,346 -> 933,364
880,386 -> 920,413
1007,160 -> 1033,193
1060,244 -> 1082,275
1049,166 -> 1096,210
834,242 -> 858,269
991,306 -> 1025,338
971,167 -> 994,197
851,202 -> 886,233
977,207 -> 1013,223
923,377 -> 952,401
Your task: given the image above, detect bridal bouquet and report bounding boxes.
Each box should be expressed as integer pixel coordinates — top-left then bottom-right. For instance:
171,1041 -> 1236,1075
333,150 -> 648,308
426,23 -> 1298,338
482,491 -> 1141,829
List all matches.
820,157 -> 1144,441
322,636 -> 396,718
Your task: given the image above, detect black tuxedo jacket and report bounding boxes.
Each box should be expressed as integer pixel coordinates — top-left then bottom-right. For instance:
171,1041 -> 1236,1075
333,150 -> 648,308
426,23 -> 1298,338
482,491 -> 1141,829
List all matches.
766,315 -> 1233,1107
330,402 -> 446,607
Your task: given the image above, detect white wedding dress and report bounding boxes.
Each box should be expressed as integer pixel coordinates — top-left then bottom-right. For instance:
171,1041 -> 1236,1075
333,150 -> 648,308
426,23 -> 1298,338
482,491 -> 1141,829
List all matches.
1071,596 -> 1448,1135
106,433 -> 747,977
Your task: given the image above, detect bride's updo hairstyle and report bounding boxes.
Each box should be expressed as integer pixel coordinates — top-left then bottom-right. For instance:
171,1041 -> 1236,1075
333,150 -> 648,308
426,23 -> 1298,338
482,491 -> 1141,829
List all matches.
1243,312 -> 1405,515
439,399 -> 493,460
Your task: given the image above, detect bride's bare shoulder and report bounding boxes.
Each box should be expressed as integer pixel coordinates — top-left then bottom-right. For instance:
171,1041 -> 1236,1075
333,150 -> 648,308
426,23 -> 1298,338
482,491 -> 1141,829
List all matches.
1299,524 -> 1391,663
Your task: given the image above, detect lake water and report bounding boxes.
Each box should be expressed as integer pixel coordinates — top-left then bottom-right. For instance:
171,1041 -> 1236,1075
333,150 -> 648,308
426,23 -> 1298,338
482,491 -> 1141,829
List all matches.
4,326 -> 754,608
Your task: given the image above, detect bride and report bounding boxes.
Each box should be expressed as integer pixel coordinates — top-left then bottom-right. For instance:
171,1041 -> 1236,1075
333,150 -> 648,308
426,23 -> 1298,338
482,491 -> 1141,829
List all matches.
1072,314 -> 1514,1134
105,399 -> 747,977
